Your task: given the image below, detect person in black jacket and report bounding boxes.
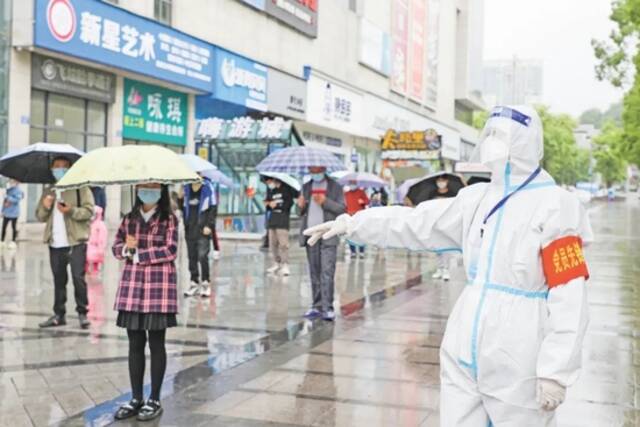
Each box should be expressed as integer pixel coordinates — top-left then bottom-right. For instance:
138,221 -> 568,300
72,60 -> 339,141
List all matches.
180,179 -> 216,297
264,178 -> 297,276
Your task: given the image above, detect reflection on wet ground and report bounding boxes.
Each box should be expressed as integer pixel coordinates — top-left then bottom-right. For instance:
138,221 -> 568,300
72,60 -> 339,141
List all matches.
1,198 -> 640,426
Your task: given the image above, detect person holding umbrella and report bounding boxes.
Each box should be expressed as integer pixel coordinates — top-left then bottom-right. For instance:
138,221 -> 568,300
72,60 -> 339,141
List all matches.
112,183 -> 177,421
37,156 -> 95,329
298,166 -> 345,321
264,176 -> 297,276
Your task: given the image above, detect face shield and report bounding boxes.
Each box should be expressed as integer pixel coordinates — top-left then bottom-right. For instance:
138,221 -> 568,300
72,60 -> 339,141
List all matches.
471,106 -> 540,178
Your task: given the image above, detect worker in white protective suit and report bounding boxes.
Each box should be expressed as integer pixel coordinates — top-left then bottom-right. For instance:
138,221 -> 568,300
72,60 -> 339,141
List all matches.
305,105 -> 592,426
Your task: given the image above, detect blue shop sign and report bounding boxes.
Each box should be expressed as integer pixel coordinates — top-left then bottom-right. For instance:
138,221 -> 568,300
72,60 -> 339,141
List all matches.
34,0 -> 215,92
213,48 -> 268,111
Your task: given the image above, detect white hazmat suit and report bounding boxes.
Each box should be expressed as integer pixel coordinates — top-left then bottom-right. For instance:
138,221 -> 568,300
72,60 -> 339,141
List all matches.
305,106 -> 592,426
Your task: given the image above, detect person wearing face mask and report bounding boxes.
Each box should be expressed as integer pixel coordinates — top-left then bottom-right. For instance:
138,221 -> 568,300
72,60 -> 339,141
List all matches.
304,106 -> 592,425
112,183 -> 178,422
264,178 -> 296,276
180,177 -> 217,298
297,166 -> 345,321
36,156 -> 95,329
1,179 -> 24,250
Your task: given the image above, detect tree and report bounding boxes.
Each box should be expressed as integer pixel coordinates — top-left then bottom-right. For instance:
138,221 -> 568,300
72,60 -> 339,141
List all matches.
537,106 -> 589,185
472,110 -> 489,130
579,108 -> 604,127
592,0 -> 640,165
579,102 -> 623,128
593,121 -> 628,187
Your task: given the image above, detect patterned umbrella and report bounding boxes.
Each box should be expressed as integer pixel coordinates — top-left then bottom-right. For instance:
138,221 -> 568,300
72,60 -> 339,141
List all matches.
256,146 -> 346,174
0,142 -> 84,184
337,172 -> 387,189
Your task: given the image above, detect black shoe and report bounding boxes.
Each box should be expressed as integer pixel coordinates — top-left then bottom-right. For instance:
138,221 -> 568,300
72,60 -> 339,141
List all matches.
136,399 -> 163,422
39,315 -> 66,328
78,313 -> 90,329
114,398 -> 143,420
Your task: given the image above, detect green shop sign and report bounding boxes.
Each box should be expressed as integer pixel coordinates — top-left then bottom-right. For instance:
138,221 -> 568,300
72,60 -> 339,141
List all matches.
123,78 -> 188,146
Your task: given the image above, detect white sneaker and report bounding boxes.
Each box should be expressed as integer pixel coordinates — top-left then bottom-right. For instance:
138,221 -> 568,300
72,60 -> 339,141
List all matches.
200,281 -> 211,297
213,251 -> 220,261
442,269 -> 451,281
266,264 -> 281,274
7,242 -> 17,250
279,264 -> 290,276
184,281 -> 200,297
359,253 -> 365,260
432,269 -> 443,280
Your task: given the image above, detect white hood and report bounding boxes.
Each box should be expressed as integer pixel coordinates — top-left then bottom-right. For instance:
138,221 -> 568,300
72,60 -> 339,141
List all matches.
472,105 -> 543,182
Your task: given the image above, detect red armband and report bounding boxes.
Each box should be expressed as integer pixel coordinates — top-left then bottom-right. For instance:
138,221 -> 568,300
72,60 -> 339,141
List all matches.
541,235 -> 589,288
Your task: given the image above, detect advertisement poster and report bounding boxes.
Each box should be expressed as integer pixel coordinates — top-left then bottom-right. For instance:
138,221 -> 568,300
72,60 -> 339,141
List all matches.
425,0 -> 440,106
408,0 -> 425,102
390,0 -> 409,94
122,78 -> 188,146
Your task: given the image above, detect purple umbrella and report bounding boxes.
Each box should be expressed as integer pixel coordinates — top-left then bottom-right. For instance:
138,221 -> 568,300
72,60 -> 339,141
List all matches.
337,172 -> 387,189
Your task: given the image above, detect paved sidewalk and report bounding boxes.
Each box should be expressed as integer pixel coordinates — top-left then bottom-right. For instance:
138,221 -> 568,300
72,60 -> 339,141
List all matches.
2,198 -> 640,426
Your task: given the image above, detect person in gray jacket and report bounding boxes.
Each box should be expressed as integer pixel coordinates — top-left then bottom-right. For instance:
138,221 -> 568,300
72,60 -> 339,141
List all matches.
298,166 -> 345,321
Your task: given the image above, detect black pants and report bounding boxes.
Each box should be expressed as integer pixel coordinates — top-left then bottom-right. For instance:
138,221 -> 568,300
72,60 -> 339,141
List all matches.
127,329 -> 167,401
1,217 -> 17,242
186,237 -> 210,282
49,244 -> 89,317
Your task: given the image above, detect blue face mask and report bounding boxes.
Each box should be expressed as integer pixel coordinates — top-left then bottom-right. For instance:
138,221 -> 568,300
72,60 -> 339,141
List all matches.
311,173 -> 325,182
138,188 -> 162,205
51,168 -> 68,181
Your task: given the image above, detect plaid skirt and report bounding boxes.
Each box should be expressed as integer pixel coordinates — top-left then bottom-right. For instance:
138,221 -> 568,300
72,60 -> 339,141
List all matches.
116,311 -> 177,331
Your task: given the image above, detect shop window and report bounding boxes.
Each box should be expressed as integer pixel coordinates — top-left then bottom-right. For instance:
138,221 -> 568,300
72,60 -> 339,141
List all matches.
30,90 -> 46,127
29,90 -> 107,152
48,94 -> 86,132
154,0 -> 172,25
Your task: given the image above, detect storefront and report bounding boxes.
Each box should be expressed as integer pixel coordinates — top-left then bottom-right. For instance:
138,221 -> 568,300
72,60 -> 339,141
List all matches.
23,0 -> 215,221
362,93 -> 461,194
298,70 -> 377,173
195,49 -> 308,232
26,54 -> 115,220
120,78 -> 189,215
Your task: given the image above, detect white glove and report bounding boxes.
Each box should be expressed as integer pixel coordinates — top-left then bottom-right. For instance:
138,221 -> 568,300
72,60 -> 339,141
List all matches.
536,378 -> 566,411
304,214 -> 352,246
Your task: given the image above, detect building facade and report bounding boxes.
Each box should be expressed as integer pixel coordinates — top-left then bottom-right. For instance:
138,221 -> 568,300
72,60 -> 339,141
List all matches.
3,0 -> 483,232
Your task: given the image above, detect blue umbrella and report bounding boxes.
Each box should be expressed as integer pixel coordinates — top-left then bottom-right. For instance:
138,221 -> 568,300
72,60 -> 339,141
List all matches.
256,146 -> 346,175
202,169 -> 233,188
180,154 -> 217,173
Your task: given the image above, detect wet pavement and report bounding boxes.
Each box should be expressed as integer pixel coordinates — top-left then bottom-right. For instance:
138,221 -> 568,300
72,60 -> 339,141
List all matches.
0,197 -> 639,426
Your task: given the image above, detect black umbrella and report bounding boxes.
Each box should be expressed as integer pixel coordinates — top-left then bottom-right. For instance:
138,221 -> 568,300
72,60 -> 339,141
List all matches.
406,172 -> 466,206
0,142 -> 84,184
467,175 -> 491,186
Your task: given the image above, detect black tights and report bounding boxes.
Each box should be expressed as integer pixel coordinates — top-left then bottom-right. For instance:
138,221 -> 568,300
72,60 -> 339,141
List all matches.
127,329 -> 167,401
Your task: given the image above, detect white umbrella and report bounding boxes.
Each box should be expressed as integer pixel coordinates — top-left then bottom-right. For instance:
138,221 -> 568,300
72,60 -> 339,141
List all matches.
201,169 -> 233,188
180,154 -> 217,173
260,171 -> 301,192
